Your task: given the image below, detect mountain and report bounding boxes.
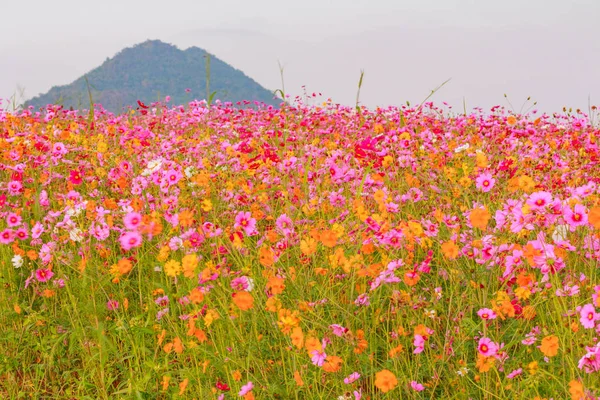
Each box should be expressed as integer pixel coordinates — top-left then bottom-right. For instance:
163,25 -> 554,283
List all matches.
24,40 -> 279,112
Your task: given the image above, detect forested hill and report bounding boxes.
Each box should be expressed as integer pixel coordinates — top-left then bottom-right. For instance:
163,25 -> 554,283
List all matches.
24,40 -> 279,112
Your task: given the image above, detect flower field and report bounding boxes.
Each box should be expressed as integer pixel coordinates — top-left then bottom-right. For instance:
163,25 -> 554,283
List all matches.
1,99 -> 600,399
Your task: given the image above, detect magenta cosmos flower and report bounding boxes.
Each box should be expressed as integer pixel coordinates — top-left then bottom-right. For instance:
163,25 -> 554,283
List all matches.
475,173 -> 495,192
35,268 -> 54,282
106,299 -> 119,310
234,211 -> 257,236
0,229 -> 15,244
526,191 -> 553,211
477,308 -> 497,320
119,231 -> 143,251
563,203 -> 588,228
123,212 -> 143,230
579,304 -> 600,329
477,337 -> 498,357
275,213 -> 294,236
7,180 -> 22,196
6,212 -> 22,227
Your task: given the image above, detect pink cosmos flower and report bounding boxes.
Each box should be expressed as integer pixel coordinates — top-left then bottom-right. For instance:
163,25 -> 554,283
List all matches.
344,372 -> 360,384
0,229 -> 15,244
52,142 -> 67,156
6,212 -> 22,227
234,211 -> 257,236
7,180 -> 22,196
35,268 -> 54,282
123,212 -> 143,230
413,334 -> 425,354
475,172 -> 495,192
410,381 -> 425,392
119,231 -> 143,251
578,342 -> 600,373
230,276 -> 252,291
526,191 -> 552,211
15,227 -> 28,240
503,250 -> 523,279
506,368 -> 523,379
238,381 -> 253,396
563,203 -> 588,228
275,214 -> 294,236
477,308 -> 497,320
330,324 -> 348,337
310,349 -> 327,366
579,303 -> 600,329
477,337 -> 498,357
354,293 -> 370,306
163,169 -> 182,186
106,300 -> 119,310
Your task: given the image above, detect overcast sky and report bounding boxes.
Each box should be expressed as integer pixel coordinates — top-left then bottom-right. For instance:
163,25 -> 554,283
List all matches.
2,0 -> 599,113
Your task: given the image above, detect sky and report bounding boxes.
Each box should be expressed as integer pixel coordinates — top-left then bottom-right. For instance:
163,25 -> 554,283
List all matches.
2,0 -> 599,114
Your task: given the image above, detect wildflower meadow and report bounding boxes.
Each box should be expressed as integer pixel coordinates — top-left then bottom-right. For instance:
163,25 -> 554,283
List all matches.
1,98 -> 600,399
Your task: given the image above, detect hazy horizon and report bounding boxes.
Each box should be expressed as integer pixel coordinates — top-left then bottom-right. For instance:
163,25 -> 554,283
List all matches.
2,0 -> 599,114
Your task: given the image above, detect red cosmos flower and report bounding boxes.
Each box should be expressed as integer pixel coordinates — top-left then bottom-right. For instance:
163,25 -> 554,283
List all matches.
215,381 -> 230,391
69,170 -> 83,185
511,299 -> 523,316
11,171 -> 23,181
137,100 -> 149,109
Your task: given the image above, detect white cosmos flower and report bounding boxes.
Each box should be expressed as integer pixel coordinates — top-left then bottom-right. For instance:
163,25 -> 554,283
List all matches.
142,159 -> 163,176
12,254 -> 23,268
454,143 -> 470,153
184,166 -> 196,178
69,228 -> 84,242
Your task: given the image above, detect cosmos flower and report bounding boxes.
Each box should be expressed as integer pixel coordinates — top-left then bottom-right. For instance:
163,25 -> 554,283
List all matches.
477,337 -> 498,357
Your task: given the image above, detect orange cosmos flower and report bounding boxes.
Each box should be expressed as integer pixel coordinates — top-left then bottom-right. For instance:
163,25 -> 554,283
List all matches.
354,329 -> 368,354
320,229 -> 337,247
189,287 -> 204,304
118,258 -> 133,275
267,276 -> 286,295
470,207 -> 490,230
539,335 -> 559,357
290,327 -> 304,348
476,354 -> 495,372
389,344 -> 404,357
322,355 -> 343,372
265,296 -> 281,312
569,380 -> 585,400
589,207 -> 600,229
404,271 -> 420,286
178,378 -> 189,395
258,246 -> 275,267
277,308 -> 300,334
305,336 -> 322,353
178,209 -> 194,228
161,375 -> 170,391
441,240 -> 459,259
374,369 -> 398,393
232,291 -> 254,311
293,370 -> 304,386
